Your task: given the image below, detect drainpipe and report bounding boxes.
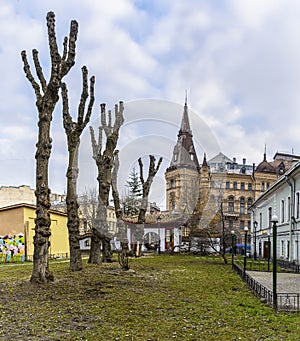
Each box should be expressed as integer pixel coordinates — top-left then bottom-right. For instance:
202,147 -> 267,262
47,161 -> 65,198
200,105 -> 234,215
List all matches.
285,175 -> 295,262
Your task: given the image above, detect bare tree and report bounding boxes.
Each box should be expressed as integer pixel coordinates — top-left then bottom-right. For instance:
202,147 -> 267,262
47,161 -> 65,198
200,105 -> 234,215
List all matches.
61,66 -> 95,271
111,150 -> 129,270
78,187 -> 98,233
89,102 -> 124,264
21,12 -> 78,283
133,155 -> 163,256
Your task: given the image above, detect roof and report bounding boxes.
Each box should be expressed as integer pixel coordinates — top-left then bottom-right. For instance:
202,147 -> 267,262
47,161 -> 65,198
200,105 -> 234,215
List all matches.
168,100 -> 200,171
252,160 -> 300,207
208,152 -> 232,164
0,203 -> 67,216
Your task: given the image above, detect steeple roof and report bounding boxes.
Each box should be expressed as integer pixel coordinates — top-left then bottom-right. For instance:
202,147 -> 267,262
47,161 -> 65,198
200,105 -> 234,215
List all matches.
179,98 -> 192,134
168,98 -> 200,172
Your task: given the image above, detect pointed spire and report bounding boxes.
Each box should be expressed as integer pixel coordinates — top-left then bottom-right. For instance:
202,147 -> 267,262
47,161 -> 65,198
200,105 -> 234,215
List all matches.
202,153 -> 208,167
180,92 -> 192,134
264,144 -> 267,161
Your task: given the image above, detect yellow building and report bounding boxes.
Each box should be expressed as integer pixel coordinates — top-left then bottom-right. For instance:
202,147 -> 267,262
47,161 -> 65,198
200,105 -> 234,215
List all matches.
0,203 -> 68,260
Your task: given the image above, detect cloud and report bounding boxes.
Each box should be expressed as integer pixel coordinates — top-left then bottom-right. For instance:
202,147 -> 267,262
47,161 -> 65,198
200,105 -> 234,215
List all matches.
1,0 -> 300,206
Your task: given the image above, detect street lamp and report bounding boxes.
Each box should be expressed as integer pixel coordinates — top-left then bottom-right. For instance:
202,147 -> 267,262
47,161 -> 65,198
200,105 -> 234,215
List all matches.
253,221 -> 258,260
271,214 -> 278,311
267,228 -> 271,272
231,230 -> 235,269
243,226 -> 249,277
157,216 -> 161,255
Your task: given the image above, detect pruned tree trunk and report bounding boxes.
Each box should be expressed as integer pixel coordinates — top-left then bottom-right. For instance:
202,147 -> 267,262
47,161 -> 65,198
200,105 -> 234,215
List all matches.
112,150 -> 129,270
21,11 -> 78,283
133,155 -> 163,256
89,102 -> 124,264
61,66 -> 95,271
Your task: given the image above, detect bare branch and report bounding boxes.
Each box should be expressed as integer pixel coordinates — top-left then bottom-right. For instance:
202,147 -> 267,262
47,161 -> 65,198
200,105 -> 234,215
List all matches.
77,66 -> 89,127
21,50 -> 42,104
138,157 -> 144,185
61,82 -> 72,133
62,37 -> 68,61
89,126 -> 99,160
83,75 -> 95,128
46,12 -> 61,82
32,49 -> 47,93
114,101 -> 124,132
63,19 -> 78,76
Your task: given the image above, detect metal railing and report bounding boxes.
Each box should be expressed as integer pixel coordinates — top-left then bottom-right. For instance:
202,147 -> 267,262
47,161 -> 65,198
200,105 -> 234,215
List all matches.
277,259 -> 300,273
232,262 -> 300,312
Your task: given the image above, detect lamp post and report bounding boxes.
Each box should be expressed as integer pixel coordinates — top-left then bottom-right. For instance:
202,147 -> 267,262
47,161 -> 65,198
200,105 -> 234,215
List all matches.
157,216 -> 161,255
271,215 -> 278,311
243,226 -> 249,277
231,230 -> 235,269
253,221 -> 258,260
267,229 -> 271,272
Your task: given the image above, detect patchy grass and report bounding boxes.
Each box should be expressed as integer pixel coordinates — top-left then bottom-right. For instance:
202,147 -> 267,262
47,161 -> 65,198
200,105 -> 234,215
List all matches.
0,255 -> 299,340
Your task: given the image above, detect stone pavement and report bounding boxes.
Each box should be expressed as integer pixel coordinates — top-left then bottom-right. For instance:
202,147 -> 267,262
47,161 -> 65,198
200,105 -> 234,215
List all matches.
247,271 -> 300,293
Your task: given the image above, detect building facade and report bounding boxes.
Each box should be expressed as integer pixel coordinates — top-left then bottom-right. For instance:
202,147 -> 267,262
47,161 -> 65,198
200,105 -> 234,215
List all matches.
165,100 -> 300,245
250,161 -> 300,263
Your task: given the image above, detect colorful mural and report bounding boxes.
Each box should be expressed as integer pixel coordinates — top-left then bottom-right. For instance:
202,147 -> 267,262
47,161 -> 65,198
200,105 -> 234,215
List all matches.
0,234 -> 25,262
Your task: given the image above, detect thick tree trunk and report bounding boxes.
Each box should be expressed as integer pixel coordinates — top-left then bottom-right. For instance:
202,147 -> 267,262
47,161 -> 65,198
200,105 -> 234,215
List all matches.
66,146 -> 82,271
88,228 -> 102,265
31,109 -> 54,283
89,102 -> 124,264
61,66 -> 94,271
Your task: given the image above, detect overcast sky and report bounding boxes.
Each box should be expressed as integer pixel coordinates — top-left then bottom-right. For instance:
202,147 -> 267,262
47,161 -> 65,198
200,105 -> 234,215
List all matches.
1,0 -> 300,209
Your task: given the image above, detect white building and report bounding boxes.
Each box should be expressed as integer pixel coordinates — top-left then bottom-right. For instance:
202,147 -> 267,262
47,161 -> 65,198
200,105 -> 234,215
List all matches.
251,161 -> 300,263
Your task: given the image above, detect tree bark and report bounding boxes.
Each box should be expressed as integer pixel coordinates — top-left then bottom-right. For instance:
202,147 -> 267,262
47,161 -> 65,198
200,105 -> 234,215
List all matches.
112,150 -> 129,269
21,12 -> 78,283
61,66 -> 95,271
89,102 -> 124,264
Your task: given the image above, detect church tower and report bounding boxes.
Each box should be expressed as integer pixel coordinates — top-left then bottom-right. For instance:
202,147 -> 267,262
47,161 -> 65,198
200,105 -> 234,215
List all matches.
165,98 -> 200,214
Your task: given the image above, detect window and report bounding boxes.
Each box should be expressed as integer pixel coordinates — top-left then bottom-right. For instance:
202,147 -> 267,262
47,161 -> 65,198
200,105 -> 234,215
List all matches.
233,182 -> 237,190
268,207 -> 272,228
85,239 -> 90,247
228,196 -> 234,212
248,183 -> 252,190
226,181 -> 230,189
247,198 -> 253,213
170,179 -> 175,189
281,199 -> 285,223
267,183 -> 270,189
240,182 -> 245,190
262,182 -> 265,191
240,197 -> 245,214
287,197 -> 291,222
281,240 -> 285,257
259,213 -> 262,230
229,219 -> 233,229
240,220 -> 245,230
296,192 -> 300,219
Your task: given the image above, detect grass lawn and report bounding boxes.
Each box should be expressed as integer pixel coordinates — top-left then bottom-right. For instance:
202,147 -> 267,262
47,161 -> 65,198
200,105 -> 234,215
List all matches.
0,254 -> 299,340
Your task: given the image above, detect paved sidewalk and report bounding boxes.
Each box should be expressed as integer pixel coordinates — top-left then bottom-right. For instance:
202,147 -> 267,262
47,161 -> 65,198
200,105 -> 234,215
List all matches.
247,271 -> 300,293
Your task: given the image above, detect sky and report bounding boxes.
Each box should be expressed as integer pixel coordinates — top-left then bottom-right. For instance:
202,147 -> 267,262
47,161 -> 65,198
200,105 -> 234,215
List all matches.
1,0 -> 300,210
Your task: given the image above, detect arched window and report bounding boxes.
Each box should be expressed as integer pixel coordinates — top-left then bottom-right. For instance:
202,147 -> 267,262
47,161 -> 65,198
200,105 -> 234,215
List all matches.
228,196 -> 234,212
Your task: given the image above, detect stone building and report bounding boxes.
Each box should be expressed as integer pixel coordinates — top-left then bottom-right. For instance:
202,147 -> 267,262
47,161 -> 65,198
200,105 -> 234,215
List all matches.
165,100 -> 300,245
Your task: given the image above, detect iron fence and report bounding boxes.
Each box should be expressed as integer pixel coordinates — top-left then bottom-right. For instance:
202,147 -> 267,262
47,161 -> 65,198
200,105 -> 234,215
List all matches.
232,262 -> 300,312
